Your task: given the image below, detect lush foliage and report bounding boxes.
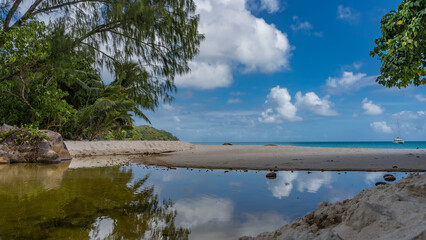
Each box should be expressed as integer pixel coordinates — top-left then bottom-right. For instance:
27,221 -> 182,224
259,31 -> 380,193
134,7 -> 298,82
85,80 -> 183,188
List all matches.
370,0 -> 426,87
104,125 -> 179,141
0,126 -> 50,146
0,0 -> 203,139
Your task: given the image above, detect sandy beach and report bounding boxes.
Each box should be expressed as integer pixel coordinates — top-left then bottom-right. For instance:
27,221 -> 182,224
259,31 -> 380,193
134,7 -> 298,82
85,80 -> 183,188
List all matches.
137,144 -> 426,172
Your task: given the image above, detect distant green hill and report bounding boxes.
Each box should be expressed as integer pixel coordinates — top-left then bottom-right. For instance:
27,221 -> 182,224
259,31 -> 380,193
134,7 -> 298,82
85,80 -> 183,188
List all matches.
104,125 -> 179,141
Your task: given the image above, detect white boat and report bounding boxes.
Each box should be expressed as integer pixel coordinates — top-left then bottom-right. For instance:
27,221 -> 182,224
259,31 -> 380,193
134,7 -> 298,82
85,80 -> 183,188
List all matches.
393,137 -> 404,144
393,120 -> 404,144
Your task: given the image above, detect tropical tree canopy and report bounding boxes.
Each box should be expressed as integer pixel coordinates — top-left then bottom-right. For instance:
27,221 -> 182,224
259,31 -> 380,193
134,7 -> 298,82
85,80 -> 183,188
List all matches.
0,0 -> 203,139
370,0 -> 426,88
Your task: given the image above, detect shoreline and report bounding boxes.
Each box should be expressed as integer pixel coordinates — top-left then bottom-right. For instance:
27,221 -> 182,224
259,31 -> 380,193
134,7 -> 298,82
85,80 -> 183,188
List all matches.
139,145 -> 426,172
64,142 -> 426,171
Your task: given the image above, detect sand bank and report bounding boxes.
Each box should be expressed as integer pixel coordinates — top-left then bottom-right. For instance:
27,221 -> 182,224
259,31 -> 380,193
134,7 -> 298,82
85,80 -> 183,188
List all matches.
64,140 -> 194,157
240,173 -> 426,240
140,145 -> 426,172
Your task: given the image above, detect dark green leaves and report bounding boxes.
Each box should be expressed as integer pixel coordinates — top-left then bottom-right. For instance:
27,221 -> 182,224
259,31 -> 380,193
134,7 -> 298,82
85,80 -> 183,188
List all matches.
370,0 -> 426,88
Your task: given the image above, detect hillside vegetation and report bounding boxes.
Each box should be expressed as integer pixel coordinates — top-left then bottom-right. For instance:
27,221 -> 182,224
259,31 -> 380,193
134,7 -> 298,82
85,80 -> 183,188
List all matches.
104,125 -> 179,141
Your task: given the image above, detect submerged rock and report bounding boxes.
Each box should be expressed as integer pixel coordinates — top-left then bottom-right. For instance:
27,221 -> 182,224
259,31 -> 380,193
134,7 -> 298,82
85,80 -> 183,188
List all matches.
266,172 -> 277,179
0,126 -> 71,164
383,174 -> 396,182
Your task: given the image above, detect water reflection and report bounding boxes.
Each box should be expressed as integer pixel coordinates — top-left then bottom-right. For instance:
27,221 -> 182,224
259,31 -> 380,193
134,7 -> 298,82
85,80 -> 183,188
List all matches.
0,163 -> 413,240
267,171 -> 333,199
0,164 -> 189,240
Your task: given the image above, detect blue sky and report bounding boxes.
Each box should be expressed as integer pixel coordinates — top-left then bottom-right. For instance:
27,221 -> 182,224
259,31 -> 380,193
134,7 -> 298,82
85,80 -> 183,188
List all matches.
138,0 -> 425,142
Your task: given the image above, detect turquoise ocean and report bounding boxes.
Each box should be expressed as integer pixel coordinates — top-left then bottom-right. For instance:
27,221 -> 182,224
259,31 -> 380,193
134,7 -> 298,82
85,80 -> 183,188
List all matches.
193,141 -> 426,149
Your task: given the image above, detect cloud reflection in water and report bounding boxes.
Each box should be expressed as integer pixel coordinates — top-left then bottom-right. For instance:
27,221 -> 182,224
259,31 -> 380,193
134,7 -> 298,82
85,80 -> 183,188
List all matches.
268,171 -> 333,199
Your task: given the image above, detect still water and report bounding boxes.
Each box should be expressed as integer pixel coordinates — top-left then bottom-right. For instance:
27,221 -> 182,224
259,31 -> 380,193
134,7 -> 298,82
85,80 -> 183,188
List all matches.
0,163 -> 411,240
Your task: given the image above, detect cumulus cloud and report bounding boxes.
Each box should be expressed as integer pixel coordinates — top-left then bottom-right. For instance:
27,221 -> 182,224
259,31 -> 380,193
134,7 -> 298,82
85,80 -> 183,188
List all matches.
175,61 -> 232,89
267,172 -> 298,199
176,0 -> 292,89
174,195 -> 234,228
415,94 -> 426,102
260,0 -> 280,13
268,171 -> 333,199
295,92 -> 338,116
337,5 -> 360,23
362,98 -> 384,115
370,121 -> 392,133
296,172 -> 332,193
259,86 -> 301,123
325,72 -> 376,94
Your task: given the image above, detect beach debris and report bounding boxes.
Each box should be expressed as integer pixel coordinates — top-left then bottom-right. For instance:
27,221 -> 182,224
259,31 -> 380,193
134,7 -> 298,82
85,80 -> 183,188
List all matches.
223,142 -> 233,145
264,144 -> 278,146
383,174 -> 396,182
375,182 -> 389,186
266,172 -> 277,179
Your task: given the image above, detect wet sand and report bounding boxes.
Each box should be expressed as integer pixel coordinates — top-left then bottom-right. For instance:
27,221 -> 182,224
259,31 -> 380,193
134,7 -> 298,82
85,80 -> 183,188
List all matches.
139,145 -> 426,172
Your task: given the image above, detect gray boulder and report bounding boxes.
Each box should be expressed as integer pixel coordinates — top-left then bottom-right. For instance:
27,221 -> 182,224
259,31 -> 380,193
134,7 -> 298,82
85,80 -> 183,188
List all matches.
0,127 -> 72,164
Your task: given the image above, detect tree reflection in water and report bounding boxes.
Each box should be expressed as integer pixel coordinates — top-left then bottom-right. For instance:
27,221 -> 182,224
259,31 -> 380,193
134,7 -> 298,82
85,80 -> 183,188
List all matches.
0,164 -> 189,239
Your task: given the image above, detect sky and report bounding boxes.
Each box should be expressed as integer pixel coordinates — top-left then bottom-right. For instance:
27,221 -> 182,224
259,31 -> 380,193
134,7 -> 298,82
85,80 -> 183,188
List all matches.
137,0 -> 426,142
139,0 -> 426,142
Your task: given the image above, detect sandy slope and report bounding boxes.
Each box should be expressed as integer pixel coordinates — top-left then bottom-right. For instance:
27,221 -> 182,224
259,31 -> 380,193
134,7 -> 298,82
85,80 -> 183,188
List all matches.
239,173 -> 426,240
64,140 -> 194,157
140,145 -> 426,172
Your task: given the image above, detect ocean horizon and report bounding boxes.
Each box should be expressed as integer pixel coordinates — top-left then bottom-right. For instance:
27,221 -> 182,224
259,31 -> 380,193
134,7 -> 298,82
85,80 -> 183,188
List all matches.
192,141 -> 426,149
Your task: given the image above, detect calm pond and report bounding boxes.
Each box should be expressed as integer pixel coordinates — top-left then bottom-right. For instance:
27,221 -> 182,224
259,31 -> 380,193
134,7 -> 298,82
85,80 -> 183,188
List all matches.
0,162 -> 410,240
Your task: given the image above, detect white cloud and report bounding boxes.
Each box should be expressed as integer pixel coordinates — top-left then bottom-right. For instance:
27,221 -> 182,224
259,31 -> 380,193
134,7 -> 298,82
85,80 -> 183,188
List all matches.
370,121 -> 392,133
290,16 -> 312,31
173,116 -> 181,122
295,91 -> 338,116
227,98 -> 243,104
177,0 -> 292,90
175,61 -> 232,89
260,0 -> 280,13
290,16 -> 322,37
337,5 -> 360,23
415,94 -> 426,102
268,171 -> 333,199
296,172 -> 332,193
259,86 -> 301,123
362,98 -> 384,115
392,111 -> 425,120
365,172 -> 385,184
268,172 -> 298,199
326,71 -> 376,94
174,195 -> 234,228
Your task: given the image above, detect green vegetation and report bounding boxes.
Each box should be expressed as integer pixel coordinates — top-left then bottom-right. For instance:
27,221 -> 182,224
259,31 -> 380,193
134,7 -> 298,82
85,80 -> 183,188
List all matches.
370,0 -> 426,88
0,0 -> 203,140
104,125 -> 179,141
0,126 -> 49,145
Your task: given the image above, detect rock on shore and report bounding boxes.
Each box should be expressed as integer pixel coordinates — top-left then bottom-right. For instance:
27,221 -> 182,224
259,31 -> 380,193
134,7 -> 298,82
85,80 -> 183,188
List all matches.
0,125 -> 71,164
240,173 -> 426,240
